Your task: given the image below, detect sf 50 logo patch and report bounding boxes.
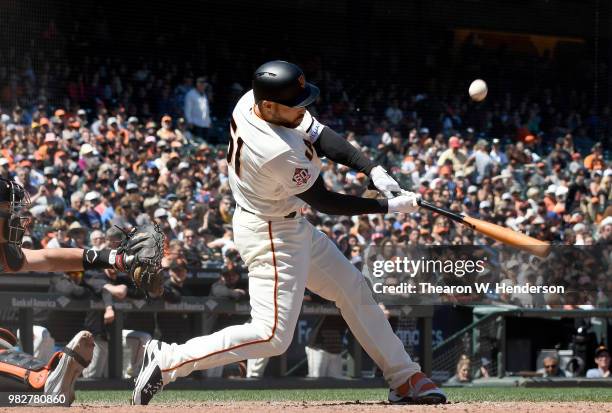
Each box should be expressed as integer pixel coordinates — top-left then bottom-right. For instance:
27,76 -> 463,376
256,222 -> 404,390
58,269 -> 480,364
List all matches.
292,168 -> 311,187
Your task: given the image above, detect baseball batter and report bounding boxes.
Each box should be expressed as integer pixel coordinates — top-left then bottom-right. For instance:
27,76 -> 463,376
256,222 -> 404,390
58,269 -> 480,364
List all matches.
133,61 -> 446,405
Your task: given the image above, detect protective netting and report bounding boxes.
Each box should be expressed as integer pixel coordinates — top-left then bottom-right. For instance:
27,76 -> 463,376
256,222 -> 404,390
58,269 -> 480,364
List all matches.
431,314 -> 501,383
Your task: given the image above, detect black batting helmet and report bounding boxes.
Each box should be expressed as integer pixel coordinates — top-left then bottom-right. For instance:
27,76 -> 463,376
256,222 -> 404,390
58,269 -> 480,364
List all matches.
252,60 -> 319,107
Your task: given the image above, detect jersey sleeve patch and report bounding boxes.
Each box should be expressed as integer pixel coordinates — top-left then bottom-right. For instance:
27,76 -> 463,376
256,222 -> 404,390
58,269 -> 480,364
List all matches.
292,168 -> 312,187
264,150 -> 318,197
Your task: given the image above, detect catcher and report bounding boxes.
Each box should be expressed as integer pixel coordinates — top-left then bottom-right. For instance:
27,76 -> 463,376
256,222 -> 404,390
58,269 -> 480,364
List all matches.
0,177 -> 166,295
0,327 -> 93,406
0,177 -> 165,404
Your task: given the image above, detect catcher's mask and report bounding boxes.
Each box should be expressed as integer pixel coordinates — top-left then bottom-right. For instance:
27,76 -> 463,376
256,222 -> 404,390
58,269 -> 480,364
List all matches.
0,178 -> 31,270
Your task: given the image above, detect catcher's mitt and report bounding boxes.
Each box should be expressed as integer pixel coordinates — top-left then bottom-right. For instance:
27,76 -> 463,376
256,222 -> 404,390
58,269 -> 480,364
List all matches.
116,223 -> 165,296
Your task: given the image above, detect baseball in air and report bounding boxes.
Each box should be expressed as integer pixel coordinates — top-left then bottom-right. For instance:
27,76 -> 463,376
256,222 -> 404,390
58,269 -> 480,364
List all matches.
469,79 -> 488,102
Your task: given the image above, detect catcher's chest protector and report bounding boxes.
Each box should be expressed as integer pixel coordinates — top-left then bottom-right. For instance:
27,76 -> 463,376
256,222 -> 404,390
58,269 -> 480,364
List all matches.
0,349 -> 61,391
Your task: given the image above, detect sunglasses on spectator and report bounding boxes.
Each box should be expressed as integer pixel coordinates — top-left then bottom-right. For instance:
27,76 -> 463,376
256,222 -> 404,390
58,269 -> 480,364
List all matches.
544,364 -> 557,369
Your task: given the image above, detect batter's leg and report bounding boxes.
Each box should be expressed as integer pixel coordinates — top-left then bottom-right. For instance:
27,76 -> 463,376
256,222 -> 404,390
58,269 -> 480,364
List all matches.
133,216 -> 312,404
306,229 -> 419,388
306,229 -> 446,404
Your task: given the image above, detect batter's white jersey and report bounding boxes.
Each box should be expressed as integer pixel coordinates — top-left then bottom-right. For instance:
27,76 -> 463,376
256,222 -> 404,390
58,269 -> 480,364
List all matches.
151,92 -> 421,397
227,90 -> 324,216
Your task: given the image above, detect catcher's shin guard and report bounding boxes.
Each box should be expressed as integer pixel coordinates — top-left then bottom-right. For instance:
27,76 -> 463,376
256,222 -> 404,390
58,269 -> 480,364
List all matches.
0,330 -> 93,406
0,348 -> 53,391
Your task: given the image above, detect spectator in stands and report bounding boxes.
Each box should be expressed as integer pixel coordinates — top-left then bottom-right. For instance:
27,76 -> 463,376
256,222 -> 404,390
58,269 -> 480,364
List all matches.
184,77 -> 211,142
157,115 -> 177,141
385,99 -> 403,126
82,191 -> 103,230
586,346 -> 611,378
181,228 -> 207,271
537,355 -> 568,377
46,220 -> 71,248
67,221 -> 88,248
584,143 -> 605,171
161,258 -> 191,303
465,139 -> 493,184
598,216 -> 612,244
105,226 -> 125,249
89,230 -> 106,250
154,207 -> 176,240
207,225 -> 236,256
445,355 -> 472,384
489,138 -> 508,167
211,269 -> 246,300
437,136 -> 467,173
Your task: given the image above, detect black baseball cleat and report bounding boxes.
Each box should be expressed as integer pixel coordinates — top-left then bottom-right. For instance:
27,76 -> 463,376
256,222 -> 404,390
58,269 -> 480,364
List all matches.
132,339 -> 164,405
388,372 -> 447,405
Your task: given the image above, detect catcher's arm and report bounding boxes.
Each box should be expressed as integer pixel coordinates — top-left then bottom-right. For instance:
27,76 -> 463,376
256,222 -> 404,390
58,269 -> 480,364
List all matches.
3,226 -> 164,293
2,247 -> 126,273
20,248 -> 85,272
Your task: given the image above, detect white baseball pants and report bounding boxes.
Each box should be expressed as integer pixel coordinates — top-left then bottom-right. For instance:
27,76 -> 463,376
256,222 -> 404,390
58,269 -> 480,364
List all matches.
158,208 -> 420,389
246,357 -> 269,378
305,346 -> 344,378
18,325 -> 55,363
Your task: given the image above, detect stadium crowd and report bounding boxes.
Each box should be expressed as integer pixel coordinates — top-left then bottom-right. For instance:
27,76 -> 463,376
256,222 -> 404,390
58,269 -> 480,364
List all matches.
0,52 -> 611,308
0,13 -> 611,383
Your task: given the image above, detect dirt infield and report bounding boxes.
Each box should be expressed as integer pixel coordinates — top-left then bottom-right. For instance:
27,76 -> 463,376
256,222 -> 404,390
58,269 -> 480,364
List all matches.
15,401 -> 612,413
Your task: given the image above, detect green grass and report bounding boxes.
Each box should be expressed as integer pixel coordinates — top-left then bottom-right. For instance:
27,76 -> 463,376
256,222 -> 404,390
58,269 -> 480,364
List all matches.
77,387 -> 612,404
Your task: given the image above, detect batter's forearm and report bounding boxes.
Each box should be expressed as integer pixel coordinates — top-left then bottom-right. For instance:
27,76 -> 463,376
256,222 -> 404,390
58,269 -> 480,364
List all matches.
297,176 -> 388,216
314,127 -> 377,174
309,192 -> 388,215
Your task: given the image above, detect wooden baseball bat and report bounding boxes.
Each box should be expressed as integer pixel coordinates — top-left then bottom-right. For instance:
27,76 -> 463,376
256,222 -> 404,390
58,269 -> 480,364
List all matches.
366,182 -> 551,257
417,198 -> 551,258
